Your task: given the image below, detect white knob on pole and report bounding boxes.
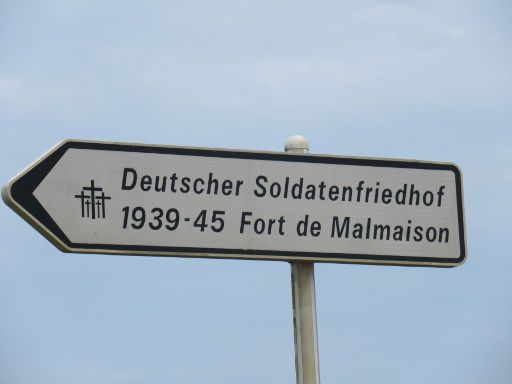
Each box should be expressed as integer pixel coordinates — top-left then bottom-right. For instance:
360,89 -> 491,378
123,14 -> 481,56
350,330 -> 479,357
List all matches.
285,135 -> 309,154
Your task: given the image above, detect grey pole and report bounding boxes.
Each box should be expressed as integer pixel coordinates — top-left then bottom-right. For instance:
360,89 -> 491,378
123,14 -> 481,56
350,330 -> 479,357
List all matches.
285,136 -> 321,384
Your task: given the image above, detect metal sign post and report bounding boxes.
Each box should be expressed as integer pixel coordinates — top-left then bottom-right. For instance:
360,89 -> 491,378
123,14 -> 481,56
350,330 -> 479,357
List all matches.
2,137 -> 467,383
286,136 -> 320,384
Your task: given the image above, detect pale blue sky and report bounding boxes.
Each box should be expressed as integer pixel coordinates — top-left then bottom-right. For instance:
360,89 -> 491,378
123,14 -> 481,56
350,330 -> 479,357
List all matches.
1,1 -> 511,383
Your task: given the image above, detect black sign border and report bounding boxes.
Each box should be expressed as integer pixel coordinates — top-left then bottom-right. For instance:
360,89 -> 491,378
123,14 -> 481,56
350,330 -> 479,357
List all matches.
3,140 -> 466,267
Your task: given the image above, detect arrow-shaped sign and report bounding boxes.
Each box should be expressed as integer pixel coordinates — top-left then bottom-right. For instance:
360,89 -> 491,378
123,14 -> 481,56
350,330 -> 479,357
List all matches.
2,140 -> 466,267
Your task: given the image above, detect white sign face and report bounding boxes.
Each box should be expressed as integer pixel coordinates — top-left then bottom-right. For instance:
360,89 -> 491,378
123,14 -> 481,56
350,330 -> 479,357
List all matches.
2,140 -> 466,267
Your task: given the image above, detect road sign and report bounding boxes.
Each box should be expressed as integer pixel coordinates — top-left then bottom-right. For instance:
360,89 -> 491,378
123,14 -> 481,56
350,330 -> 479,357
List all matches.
2,140 -> 466,267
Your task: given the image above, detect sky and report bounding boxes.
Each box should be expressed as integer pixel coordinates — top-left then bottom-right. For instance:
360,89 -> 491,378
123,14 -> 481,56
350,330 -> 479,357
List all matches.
0,0 -> 511,383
